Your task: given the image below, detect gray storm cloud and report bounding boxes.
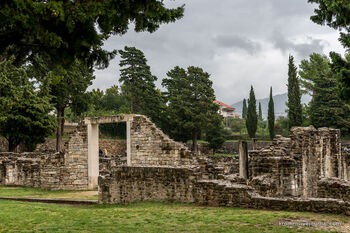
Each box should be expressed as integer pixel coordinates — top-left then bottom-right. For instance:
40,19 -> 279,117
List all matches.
92,0 -> 344,105
214,35 -> 261,54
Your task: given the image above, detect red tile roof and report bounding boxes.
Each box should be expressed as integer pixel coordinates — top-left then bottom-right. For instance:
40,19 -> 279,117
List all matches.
213,100 -> 234,110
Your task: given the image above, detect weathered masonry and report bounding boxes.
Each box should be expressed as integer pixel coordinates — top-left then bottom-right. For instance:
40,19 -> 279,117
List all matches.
1,114 -> 350,215
99,124 -> 350,215
0,114 -> 194,190
0,123 -> 89,190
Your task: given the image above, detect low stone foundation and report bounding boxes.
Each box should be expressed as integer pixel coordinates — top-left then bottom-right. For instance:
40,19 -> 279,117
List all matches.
0,152 -> 88,190
317,177 -> 350,202
99,166 -> 350,215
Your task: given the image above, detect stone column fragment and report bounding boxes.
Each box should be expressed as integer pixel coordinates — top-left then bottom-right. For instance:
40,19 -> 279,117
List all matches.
239,141 -> 249,179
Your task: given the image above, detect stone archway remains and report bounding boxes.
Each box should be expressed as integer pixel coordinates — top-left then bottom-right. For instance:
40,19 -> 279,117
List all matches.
84,114 -> 194,190
84,115 -> 133,189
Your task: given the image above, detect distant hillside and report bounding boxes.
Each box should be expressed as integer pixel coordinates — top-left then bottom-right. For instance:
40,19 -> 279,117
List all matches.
231,93 -> 311,119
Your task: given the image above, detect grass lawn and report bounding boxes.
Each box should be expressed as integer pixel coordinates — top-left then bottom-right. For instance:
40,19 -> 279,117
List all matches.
0,200 -> 348,232
214,153 -> 237,158
0,186 -> 98,200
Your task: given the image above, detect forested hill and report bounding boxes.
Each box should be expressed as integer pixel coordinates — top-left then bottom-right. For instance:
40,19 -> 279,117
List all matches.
232,93 -> 311,119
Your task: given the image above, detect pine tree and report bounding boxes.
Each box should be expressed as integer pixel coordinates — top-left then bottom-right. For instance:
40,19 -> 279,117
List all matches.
299,53 -> 350,134
308,1 -> 350,104
309,0 -> 350,49
258,102 -> 263,121
119,46 -> 164,126
287,55 -> 302,129
268,87 -> 275,140
162,66 -> 221,153
246,86 -> 258,138
242,99 -> 247,119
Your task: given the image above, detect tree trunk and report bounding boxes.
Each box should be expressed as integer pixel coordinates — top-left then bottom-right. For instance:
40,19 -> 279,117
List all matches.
130,89 -> 135,114
8,138 -> 18,152
192,130 -> 199,154
56,107 -> 65,152
61,108 -> 65,139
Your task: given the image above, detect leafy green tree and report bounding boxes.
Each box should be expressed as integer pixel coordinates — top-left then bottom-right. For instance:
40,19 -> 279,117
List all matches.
99,86 -> 129,112
308,0 -> 350,49
0,1 -> 184,66
287,55 -> 302,129
205,116 -> 226,152
258,102 -> 263,121
329,52 -> 350,104
246,86 -> 258,138
242,98 -> 247,119
299,53 -> 350,134
89,89 -> 105,110
162,66 -> 221,153
118,46 -> 164,126
82,86 -> 130,140
0,59 -> 55,151
227,117 -> 246,133
28,56 -> 94,151
268,87 -> 275,140
275,116 -> 289,137
308,1 -> 350,104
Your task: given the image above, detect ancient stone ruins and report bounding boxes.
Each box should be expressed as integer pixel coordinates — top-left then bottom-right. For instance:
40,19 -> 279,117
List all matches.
1,114 -> 350,215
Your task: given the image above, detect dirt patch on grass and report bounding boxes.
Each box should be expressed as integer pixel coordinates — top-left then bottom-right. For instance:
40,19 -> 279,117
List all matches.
47,191 -> 98,200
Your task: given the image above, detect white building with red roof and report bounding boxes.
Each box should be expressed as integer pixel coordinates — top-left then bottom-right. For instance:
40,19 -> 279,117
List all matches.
213,100 -> 237,118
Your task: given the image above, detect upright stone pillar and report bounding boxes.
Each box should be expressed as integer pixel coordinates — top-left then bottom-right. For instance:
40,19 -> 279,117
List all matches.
87,123 -> 99,189
126,120 -> 131,166
239,141 -> 249,179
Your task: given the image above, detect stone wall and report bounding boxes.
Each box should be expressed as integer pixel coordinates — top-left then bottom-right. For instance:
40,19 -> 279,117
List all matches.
99,140 -> 126,156
317,177 -> 350,202
35,138 -> 126,156
0,152 -> 41,187
249,136 -> 299,197
186,141 -> 272,155
289,126 -> 343,198
99,166 -> 350,215
248,127 -> 349,199
0,123 -> 89,190
129,115 -> 195,166
98,166 -> 253,205
342,145 -> 350,181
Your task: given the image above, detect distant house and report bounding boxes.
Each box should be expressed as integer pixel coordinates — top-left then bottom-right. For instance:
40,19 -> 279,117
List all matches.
213,100 -> 236,118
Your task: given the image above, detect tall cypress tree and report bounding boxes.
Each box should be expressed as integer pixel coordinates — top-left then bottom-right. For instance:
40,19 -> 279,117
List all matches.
246,86 -> 257,138
287,55 -> 302,129
268,87 -> 275,140
242,98 -> 247,119
258,102 -> 263,121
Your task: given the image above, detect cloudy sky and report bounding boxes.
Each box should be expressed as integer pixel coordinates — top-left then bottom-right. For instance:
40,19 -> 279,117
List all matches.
92,0 -> 345,105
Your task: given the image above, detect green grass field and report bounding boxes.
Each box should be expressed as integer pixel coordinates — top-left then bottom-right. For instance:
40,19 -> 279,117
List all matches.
0,187 -> 348,232
214,153 -> 237,158
0,200 -> 348,232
